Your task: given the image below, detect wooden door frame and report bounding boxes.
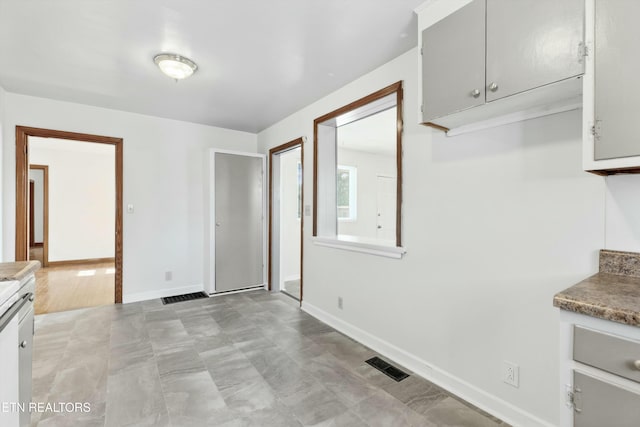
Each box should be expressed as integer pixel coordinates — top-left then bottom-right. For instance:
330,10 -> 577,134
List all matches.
268,137 -> 304,303
28,165 -> 49,266
16,126 -> 124,303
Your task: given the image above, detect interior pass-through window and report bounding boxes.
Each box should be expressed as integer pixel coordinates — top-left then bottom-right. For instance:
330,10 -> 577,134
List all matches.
313,81 -> 403,248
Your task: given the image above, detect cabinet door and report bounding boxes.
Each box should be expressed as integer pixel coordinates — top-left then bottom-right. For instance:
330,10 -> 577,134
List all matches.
486,0 -> 585,102
574,372 -> 640,427
594,0 -> 640,160
422,0 -> 485,123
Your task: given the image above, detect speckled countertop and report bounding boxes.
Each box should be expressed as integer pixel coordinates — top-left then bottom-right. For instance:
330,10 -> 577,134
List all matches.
554,250 -> 640,327
0,260 -> 40,282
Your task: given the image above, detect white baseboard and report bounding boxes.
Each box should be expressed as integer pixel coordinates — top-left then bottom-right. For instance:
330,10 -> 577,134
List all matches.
123,284 -> 204,304
283,275 -> 300,283
301,301 -> 555,427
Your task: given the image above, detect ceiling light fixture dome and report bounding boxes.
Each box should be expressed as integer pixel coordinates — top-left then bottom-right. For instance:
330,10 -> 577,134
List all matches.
153,53 -> 198,81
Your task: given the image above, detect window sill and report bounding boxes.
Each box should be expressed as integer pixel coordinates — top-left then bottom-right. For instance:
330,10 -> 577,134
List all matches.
312,236 -> 406,259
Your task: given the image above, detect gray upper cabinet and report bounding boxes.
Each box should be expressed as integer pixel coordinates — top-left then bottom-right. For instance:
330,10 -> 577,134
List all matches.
486,0 -> 585,102
421,0 -> 485,122
422,0 -> 585,127
594,0 -> 640,160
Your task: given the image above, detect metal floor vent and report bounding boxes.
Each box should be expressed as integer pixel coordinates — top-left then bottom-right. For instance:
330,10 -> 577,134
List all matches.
161,292 -> 208,305
365,356 -> 409,382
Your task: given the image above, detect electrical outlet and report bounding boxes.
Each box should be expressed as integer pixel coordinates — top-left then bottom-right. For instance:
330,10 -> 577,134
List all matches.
503,361 -> 519,388
165,271 -> 172,281
338,296 -> 343,310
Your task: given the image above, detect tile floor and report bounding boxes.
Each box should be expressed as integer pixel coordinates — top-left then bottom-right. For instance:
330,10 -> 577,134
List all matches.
30,290 -> 508,426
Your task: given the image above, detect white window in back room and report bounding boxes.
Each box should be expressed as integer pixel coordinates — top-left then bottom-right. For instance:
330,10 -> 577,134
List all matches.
313,81 -> 403,250
337,165 -> 357,221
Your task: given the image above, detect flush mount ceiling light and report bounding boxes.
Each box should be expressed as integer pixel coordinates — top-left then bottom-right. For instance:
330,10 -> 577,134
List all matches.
153,53 -> 198,81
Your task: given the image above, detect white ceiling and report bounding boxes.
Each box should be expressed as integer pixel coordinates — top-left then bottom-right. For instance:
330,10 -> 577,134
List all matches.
0,0 -> 423,133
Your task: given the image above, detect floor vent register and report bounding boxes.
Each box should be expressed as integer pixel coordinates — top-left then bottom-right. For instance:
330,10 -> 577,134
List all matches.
161,292 -> 208,305
365,356 -> 410,382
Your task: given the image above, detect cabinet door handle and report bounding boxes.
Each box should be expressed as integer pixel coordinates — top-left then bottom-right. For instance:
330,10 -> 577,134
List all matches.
488,82 -> 499,92
634,360 -> 640,370
470,89 -> 481,98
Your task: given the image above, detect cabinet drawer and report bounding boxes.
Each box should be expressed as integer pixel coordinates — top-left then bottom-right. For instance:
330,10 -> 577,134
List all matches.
574,326 -> 640,384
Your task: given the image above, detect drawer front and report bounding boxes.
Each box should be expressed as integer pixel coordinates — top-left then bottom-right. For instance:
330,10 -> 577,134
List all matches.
574,326 -> 640,384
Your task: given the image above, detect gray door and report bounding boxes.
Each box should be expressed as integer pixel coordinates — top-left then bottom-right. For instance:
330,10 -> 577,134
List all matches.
214,153 -> 263,292
573,371 -> 640,427
486,0 -> 585,102
594,0 -> 640,160
422,0 -> 485,123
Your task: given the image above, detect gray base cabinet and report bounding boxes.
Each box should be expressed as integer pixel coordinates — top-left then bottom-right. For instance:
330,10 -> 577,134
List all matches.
573,371 -> 640,427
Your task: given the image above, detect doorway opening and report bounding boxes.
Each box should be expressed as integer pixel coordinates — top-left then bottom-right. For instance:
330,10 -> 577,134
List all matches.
15,127 -> 123,312
28,164 -> 49,266
269,137 -> 304,302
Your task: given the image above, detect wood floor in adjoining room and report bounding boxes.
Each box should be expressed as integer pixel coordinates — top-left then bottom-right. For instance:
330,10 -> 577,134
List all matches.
34,260 -> 115,315
29,246 -> 44,265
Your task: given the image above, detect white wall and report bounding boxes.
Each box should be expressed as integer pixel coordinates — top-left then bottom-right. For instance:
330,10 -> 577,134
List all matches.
2,93 -> 257,302
258,44 -> 605,427
337,147 -> 395,239
280,148 -> 301,282
604,174 -> 640,251
28,167 -> 44,244
0,85 -> 5,259
30,138 -> 115,261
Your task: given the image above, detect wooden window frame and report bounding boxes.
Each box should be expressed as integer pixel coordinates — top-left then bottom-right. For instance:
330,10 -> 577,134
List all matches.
15,126 -> 124,304
313,81 -> 404,247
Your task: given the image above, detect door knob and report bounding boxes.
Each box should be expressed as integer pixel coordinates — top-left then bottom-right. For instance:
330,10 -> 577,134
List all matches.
634,360 -> 640,370
488,82 -> 499,92
215,222 -> 221,227
470,89 -> 481,98
377,225 -> 382,229
20,341 -> 27,349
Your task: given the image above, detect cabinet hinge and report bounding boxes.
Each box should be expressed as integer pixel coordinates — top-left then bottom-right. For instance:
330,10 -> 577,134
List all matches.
592,120 -> 602,139
566,386 -> 583,413
578,42 -> 589,61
